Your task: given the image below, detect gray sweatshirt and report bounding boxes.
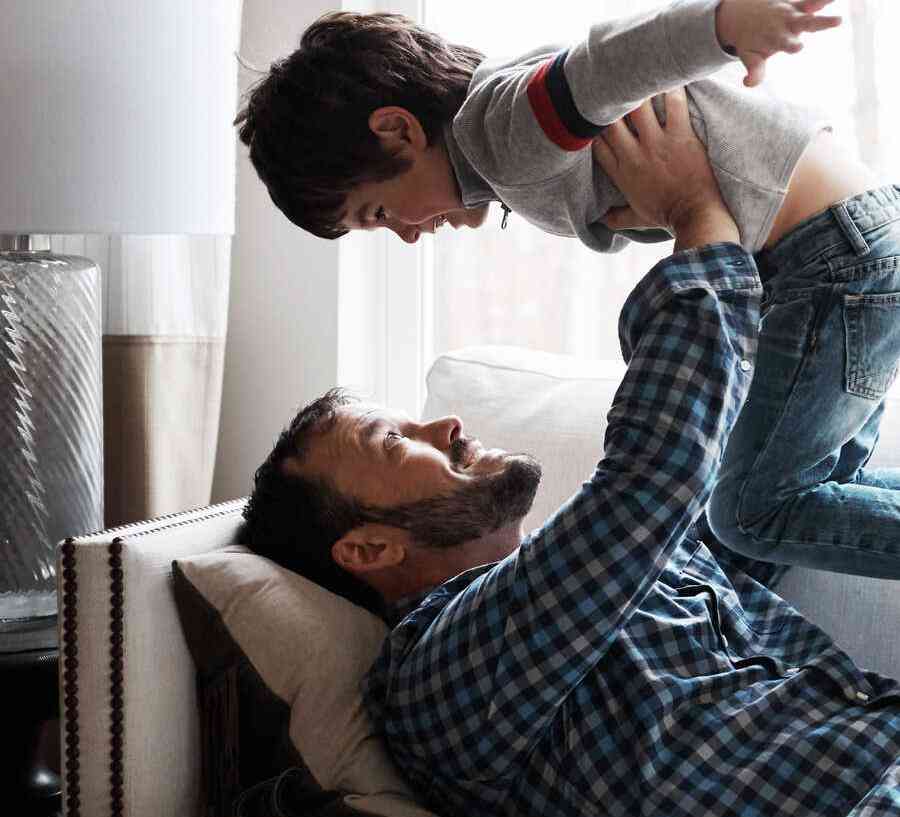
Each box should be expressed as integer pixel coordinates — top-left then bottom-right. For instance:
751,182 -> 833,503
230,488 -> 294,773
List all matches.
445,0 -> 831,253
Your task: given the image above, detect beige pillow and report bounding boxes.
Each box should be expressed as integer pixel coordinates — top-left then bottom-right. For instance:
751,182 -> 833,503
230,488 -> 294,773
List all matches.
174,545 -> 435,817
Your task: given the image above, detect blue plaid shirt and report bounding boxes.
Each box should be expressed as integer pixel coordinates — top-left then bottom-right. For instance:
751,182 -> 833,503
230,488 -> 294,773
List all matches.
362,244 -> 900,817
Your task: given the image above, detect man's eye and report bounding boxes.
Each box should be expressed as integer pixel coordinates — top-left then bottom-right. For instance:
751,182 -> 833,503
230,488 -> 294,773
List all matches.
374,206 -> 386,222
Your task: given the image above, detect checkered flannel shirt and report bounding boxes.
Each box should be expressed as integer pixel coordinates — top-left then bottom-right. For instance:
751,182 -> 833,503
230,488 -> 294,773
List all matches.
361,243 -> 900,817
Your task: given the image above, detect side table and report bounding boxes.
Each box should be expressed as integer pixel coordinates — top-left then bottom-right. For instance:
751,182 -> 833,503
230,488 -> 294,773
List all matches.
0,617 -> 62,816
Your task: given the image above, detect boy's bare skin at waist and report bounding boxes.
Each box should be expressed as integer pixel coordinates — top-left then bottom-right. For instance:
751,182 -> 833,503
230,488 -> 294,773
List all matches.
598,122 -> 879,251
765,128 -> 879,249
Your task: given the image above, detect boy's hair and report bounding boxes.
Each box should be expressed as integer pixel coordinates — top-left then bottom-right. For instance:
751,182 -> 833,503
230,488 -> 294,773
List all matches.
234,12 -> 484,239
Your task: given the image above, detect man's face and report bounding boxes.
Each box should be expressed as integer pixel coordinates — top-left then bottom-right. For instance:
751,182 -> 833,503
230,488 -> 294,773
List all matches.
301,403 -> 541,548
339,125 -> 490,243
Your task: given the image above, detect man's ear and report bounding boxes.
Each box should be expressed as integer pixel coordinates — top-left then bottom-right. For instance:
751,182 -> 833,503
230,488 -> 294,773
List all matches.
368,106 -> 428,153
331,523 -> 408,576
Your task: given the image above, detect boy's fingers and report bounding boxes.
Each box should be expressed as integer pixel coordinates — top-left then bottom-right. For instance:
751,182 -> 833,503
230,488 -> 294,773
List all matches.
742,53 -> 766,87
792,13 -> 842,33
791,0 -> 834,12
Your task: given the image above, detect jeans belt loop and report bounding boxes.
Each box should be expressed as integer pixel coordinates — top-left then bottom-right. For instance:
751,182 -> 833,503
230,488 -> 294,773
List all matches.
830,201 -> 870,257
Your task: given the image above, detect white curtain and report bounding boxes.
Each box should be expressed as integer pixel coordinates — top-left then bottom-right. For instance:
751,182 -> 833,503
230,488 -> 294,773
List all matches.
50,235 -> 231,526
422,0 -> 898,365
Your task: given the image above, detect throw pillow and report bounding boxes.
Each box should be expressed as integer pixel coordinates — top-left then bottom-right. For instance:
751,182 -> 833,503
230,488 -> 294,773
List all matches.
172,545 -> 435,817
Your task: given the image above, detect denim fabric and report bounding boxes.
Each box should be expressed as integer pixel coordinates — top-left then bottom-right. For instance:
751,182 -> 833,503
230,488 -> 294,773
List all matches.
708,185 -> 900,578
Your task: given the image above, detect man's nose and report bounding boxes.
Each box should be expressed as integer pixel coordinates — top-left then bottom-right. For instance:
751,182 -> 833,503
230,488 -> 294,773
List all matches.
420,415 -> 463,449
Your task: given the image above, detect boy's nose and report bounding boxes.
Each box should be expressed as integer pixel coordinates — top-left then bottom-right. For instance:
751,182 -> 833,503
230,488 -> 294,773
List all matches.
394,223 -> 420,243
381,215 -> 421,243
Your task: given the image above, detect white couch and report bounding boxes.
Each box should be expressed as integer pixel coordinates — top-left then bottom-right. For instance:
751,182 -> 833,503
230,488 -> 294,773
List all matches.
58,345 -> 900,816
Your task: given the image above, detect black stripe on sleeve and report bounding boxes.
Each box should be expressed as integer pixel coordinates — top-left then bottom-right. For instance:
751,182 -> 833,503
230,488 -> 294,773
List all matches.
544,50 -> 604,140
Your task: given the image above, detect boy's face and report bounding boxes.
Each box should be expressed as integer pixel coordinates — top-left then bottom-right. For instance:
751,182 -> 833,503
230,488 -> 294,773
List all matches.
339,107 -> 490,243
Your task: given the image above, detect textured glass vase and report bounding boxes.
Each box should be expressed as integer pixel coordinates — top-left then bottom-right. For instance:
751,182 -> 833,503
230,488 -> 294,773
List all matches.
0,237 -> 103,623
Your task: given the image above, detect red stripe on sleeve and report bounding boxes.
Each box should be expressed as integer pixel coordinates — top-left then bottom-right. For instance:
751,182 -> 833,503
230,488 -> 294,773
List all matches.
526,59 -> 593,152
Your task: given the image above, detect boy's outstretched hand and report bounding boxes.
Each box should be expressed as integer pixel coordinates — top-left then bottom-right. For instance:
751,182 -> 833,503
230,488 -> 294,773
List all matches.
593,88 -> 739,252
716,0 -> 842,87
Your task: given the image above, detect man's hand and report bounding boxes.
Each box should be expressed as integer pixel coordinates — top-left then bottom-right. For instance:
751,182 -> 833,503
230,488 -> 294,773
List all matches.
592,88 -> 739,252
716,0 -> 842,87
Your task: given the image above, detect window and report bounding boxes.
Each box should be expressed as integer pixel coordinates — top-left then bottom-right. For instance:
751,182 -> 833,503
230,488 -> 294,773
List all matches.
338,0 -> 899,417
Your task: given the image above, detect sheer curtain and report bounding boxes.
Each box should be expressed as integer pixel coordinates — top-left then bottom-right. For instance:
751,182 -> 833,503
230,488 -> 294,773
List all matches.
50,235 -> 231,526
421,0 -> 899,366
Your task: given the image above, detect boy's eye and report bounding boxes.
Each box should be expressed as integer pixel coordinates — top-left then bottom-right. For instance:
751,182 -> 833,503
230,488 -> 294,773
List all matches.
374,206 -> 386,222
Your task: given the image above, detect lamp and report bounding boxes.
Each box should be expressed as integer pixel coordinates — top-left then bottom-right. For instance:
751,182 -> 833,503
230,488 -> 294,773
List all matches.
0,1 -> 240,636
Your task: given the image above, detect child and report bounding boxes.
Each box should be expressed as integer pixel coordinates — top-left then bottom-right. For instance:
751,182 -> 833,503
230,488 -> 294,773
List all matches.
235,0 -> 900,579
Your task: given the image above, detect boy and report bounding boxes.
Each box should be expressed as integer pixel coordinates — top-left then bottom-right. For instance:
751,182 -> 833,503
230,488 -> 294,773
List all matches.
235,0 -> 900,579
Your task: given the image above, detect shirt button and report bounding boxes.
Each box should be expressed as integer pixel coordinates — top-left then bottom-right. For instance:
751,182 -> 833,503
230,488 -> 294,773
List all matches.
740,360 -> 752,372
855,691 -> 870,702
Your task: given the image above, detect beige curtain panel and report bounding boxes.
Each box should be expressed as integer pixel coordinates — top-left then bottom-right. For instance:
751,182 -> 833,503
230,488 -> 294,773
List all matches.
51,235 -> 231,527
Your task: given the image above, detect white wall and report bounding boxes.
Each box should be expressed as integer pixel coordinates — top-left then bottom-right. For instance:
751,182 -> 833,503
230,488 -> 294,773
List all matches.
212,0 -> 340,502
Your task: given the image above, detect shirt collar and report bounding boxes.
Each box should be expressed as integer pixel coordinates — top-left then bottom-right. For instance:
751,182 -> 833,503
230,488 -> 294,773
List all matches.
385,562 -> 501,628
443,122 -> 497,209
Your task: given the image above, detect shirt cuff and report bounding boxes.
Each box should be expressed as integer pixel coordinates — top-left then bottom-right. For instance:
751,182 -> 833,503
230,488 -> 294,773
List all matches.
666,242 -> 761,292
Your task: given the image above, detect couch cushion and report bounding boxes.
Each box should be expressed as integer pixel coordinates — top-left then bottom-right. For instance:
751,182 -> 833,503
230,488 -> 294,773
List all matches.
173,545 -> 435,817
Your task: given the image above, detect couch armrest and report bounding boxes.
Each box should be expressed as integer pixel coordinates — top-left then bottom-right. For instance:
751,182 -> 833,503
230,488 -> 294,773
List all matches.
58,499 -> 247,817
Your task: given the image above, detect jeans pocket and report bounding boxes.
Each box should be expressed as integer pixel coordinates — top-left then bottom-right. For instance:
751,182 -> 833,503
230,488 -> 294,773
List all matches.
843,290 -> 900,399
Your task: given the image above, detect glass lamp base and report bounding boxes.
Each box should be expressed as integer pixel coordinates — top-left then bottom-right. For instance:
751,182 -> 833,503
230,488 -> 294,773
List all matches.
0,239 -> 103,626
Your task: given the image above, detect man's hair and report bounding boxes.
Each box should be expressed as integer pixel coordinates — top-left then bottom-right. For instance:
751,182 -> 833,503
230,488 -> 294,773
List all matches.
233,12 -> 484,239
242,387 -> 384,616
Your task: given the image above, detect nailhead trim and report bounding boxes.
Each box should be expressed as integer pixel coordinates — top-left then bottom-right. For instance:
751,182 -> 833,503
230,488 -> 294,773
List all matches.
61,539 -> 81,817
60,498 -> 248,816
108,539 -> 125,817
75,497 -> 247,541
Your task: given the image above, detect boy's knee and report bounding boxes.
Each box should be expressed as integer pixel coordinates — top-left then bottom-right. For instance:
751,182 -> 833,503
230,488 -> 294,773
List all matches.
707,483 -> 771,561
707,486 -> 737,545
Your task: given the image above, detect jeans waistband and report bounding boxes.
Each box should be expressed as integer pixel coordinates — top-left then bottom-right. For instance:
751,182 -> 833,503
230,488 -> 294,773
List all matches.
753,184 -> 900,284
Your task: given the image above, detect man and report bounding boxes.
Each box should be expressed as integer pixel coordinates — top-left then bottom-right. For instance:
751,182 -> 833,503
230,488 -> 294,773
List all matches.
244,89 -> 900,816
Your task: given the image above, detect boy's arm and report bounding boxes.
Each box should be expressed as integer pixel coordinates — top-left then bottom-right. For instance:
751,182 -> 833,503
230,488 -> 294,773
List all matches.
559,0 -> 734,134
562,0 -> 842,125
456,0 -> 733,186
457,0 -> 840,186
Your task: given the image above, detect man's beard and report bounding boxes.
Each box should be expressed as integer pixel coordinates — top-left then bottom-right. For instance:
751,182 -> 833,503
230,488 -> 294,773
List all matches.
360,440 -> 542,548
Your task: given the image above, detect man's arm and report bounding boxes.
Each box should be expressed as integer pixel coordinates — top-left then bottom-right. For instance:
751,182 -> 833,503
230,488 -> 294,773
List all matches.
383,98 -> 760,781
383,244 -> 760,783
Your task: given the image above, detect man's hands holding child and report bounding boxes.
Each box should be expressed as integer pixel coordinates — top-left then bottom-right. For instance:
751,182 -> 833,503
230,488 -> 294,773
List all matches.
593,88 -> 739,252
716,0 -> 842,87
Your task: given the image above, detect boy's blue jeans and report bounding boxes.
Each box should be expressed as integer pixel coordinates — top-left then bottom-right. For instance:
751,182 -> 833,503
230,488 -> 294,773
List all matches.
708,185 -> 900,579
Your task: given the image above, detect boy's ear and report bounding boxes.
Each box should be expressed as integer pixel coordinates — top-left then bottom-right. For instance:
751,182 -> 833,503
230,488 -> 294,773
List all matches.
331,523 -> 409,576
368,106 -> 428,152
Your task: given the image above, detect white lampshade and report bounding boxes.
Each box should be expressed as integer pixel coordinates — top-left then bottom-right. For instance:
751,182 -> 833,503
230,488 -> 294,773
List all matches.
0,0 -> 241,235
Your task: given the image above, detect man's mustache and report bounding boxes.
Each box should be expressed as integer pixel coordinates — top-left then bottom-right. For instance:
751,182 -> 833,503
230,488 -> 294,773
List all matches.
449,436 -> 479,469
